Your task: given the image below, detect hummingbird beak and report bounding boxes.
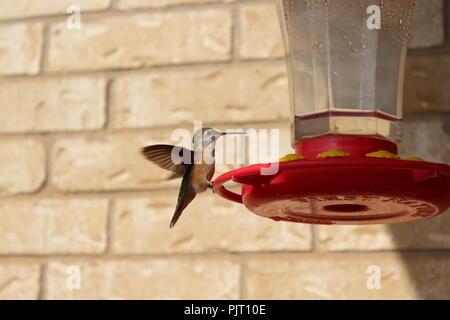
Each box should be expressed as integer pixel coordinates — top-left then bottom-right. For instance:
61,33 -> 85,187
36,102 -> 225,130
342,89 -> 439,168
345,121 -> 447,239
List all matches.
221,131 -> 247,136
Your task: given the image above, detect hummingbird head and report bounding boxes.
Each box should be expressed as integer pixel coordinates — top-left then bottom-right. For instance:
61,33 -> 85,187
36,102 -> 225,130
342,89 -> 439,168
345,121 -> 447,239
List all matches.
193,127 -> 245,149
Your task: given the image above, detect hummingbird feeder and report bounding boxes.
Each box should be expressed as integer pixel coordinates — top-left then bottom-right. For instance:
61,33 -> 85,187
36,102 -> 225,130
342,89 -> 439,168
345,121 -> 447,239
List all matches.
213,0 -> 450,225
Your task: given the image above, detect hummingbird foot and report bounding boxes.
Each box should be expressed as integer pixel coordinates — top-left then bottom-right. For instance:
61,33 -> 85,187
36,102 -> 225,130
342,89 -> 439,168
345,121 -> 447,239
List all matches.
208,181 -> 215,193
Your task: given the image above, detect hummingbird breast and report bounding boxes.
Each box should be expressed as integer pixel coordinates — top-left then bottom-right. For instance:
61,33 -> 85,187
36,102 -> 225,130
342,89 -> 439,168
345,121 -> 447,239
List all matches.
190,163 -> 215,193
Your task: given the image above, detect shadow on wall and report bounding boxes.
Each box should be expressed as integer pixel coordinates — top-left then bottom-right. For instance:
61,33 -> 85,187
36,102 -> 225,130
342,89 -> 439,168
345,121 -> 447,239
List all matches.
388,115 -> 450,299
387,212 -> 450,299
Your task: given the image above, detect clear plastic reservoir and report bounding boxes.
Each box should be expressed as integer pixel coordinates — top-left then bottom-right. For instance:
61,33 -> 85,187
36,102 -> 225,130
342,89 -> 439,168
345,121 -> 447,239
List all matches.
275,0 -> 415,146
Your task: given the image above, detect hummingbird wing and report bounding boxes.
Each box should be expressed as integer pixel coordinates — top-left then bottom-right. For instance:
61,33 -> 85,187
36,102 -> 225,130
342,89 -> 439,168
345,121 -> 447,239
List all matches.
170,164 -> 196,228
141,144 -> 193,180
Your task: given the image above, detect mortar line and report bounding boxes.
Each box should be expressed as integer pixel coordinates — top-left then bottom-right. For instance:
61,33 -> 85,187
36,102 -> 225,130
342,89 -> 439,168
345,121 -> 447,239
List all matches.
37,263 -> 48,300
238,257 -> 247,300
408,46 -> 450,55
104,78 -> 115,131
3,58 -> 286,80
38,22 -> 50,75
104,199 -> 115,255
0,0 -> 269,24
34,136 -> 54,195
109,0 -> 118,10
0,186 -> 185,200
1,250 -> 450,261
311,225 -> 318,252
0,9 -> 110,25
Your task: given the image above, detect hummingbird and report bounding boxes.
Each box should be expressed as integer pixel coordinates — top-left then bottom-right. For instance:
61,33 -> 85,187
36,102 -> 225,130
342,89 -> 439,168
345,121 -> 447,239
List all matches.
141,127 -> 245,228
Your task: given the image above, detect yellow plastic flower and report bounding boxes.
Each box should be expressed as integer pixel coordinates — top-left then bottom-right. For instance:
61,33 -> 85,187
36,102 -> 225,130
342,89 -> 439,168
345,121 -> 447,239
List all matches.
366,150 -> 400,159
278,154 -> 307,162
316,149 -> 350,158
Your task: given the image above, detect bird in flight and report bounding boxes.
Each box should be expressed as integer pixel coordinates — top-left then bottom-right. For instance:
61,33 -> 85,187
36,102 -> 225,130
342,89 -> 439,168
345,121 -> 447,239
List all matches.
141,127 -> 245,228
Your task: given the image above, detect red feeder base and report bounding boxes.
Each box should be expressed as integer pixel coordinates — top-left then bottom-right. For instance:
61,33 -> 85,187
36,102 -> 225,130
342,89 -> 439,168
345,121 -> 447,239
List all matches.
213,136 -> 450,225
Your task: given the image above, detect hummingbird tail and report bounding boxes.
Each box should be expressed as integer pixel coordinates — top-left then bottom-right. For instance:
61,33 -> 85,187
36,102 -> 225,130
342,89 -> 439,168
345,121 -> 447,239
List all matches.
170,188 -> 196,228
170,164 -> 195,228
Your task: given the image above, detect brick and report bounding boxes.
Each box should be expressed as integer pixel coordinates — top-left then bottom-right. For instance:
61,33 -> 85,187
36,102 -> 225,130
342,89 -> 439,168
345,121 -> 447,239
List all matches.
0,77 -> 106,133
0,23 -> 42,75
0,199 -> 108,254
112,193 -> 311,254
112,64 -> 289,129
45,258 -> 240,299
410,0 -> 445,48
0,139 -> 46,195
404,54 -> 450,114
400,116 -> 450,164
47,10 -> 231,72
239,3 -> 284,59
0,0 -> 111,20
245,254 -> 450,299
52,132 -> 180,192
0,263 -> 40,300
116,0 -> 237,9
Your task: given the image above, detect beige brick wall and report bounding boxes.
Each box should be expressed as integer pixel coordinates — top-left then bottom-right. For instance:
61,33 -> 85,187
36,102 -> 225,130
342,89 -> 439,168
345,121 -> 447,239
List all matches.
0,0 -> 449,300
